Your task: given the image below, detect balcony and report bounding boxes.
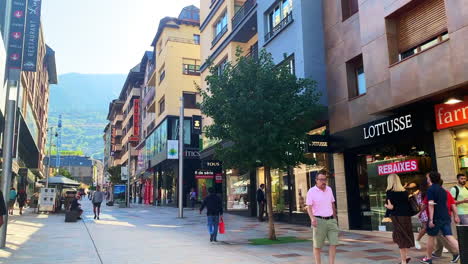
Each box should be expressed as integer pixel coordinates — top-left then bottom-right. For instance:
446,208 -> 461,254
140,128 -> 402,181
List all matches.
232,0 -> 256,30
166,36 -> 199,45
264,12 -> 293,43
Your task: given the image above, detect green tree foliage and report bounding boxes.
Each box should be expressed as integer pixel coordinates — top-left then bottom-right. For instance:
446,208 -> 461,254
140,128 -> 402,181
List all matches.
199,49 -> 323,240
54,168 -> 73,179
107,165 -> 124,185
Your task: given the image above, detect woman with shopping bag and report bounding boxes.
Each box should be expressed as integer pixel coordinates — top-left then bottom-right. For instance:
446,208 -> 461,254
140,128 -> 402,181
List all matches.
200,187 -> 223,242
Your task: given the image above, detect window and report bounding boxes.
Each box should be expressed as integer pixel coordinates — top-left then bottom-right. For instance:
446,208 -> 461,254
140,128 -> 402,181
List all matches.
215,58 -> 228,76
182,59 -> 201,75
341,0 -> 359,21
265,0 -> 293,42
193,34 -> 200,45
159,97 -> 165,116
399,32 -> 448,61
159,66 -> 165,83
183,92 -> 198,109
278,54 -> 295,75
212,12 -> 228,46
346,55 -> 366,98
395,0 -> 448,61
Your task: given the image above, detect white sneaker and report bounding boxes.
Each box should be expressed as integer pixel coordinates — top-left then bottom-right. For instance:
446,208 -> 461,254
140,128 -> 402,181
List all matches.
443,247 -> 449,253
415,240 -> 421,250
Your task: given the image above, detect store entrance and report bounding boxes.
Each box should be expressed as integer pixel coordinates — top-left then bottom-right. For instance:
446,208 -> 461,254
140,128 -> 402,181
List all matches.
346,135 -> 436,231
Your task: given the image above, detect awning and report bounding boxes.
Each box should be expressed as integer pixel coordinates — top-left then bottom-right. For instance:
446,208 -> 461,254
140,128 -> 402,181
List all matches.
39,175 -> 81,187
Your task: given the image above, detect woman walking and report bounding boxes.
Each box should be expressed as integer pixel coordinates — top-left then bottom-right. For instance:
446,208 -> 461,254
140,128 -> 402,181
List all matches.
189,188 -> 197,210
384,174 -> 414,264
414,181 -> 428,250
17,189 -> 27,215
8,187 -> 17,215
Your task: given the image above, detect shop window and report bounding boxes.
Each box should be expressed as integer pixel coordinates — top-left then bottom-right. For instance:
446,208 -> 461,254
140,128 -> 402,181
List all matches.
183,92 -> 198,109
226,169 -> 250,210
394,0 -> 448,61
265,0 -> 293,42
346,54 -> 366,99
342,0 -> 358,21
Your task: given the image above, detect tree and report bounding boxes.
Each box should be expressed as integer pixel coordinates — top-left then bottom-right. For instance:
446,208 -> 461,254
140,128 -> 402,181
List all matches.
199,49 -> 323,240
107,165 -> 124,185
54,168 -> 73,179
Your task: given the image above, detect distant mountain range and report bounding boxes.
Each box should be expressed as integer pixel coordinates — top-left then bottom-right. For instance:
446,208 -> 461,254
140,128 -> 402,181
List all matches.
48,73 -> 127,159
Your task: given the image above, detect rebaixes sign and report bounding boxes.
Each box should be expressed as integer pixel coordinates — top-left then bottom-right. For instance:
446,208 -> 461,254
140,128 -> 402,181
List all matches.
377,160 -> 419,176
363,114 -> 413,140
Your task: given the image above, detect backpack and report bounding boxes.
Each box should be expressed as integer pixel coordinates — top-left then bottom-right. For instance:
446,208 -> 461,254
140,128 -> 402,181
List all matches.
408,195 -> 420,216
453,185 -> 468,201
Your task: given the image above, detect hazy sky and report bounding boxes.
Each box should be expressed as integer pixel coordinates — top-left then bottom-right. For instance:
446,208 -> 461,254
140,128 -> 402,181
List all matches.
41,0 -> 200,75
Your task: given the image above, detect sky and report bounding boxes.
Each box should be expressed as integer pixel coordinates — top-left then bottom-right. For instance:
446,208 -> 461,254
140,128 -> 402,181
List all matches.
41,0 -> 200,75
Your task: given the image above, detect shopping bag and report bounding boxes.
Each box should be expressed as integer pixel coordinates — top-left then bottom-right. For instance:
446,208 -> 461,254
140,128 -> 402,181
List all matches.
219,217 -> 225,234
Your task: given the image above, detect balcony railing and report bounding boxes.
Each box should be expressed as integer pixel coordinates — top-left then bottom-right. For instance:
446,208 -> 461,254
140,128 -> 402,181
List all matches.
232,0 -> 256,30
212,25 -> 228,47
264,12 -> 293,43
183,64 -> 201,76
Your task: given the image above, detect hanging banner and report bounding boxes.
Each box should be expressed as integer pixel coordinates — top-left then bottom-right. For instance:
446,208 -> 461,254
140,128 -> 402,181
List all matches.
130,99 -> 140,142
22,0 -> 42,71
6,0 -> 27,73
167,140 -> 179,159
192,115 -> 202,135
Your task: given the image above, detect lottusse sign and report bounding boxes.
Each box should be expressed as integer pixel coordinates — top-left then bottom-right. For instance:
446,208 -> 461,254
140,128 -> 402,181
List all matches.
377,160 -> 419,176
435,100 -> 468,130
364,114 -> 413,140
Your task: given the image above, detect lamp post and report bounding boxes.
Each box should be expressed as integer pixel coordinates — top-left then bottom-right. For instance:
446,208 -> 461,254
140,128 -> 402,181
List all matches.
178,97 -> 184,218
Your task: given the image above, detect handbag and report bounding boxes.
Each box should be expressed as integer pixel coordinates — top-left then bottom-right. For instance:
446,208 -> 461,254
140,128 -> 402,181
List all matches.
408,195 -> 420,216
218,216 -> 225,234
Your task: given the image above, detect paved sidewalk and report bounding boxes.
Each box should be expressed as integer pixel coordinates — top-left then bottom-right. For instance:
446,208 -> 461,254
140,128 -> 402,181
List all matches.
0,200 -> 455,264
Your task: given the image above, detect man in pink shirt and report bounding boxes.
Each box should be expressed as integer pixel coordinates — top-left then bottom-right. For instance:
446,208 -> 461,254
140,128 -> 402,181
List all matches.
306,173 -> 339,264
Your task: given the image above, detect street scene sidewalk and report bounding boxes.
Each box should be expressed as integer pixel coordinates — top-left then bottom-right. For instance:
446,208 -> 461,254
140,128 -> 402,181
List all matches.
0,200 -> 454,264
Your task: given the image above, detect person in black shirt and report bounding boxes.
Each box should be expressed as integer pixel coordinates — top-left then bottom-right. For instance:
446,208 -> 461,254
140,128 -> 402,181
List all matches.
384,174 -> 414,264
422,172 -> 459,264
0,190 -> 7,227
256,184 -> 266,222
200,187 -> 223,242
70,195 -> 83,220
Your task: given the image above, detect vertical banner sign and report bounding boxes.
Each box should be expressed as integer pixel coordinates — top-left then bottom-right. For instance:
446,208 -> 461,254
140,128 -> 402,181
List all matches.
131,99 -> 140,142
167,140 -> 179,159
110,125 -> 115,156
6,0 -> 27,72
22,0 -> 42,72
192,115 -> 202,135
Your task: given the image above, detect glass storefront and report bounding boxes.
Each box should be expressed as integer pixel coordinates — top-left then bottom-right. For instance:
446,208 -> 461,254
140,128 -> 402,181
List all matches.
455,127 -> 468,175
226,169 -> 249,210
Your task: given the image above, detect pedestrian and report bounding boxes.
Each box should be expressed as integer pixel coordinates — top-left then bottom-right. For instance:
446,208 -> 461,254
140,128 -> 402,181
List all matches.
189,188 -> 197,210
17,189 -> 27,215
0,190 -> 7,227
70,194 -> 83,220
415,181 -> 429,250
88,191 -> 92,200
92,186 -> 105,220
256,184 -> 266,222
421,171 -> 459,264
384,174 -> 414,264
450,173 -> 468,225
8,187 -> 17,215
306,172 -> 339,264
199,187 -> 223,242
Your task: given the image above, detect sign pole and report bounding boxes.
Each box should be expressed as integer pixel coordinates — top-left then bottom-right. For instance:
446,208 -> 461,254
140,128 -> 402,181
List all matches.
178,97 -> 184,218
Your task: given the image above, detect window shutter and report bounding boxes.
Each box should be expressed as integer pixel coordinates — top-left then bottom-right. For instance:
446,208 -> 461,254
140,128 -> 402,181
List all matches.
397,0 -> 447,52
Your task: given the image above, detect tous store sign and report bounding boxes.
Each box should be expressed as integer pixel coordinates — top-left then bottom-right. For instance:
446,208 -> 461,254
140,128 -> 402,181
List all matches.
435,100 -> 468,130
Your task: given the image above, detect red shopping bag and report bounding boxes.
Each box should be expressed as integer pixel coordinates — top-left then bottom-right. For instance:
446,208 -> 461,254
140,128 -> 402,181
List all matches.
219,217 -> 225,234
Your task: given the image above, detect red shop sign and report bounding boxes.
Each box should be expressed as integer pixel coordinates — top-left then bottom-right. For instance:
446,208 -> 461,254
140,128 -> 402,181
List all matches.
215,173 -> 222,183
377,160 -> 418,176
435,100 -> 468,130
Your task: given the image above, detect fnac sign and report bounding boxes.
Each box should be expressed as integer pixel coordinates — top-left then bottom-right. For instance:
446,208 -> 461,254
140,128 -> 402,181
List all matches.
435,100 -> 468,130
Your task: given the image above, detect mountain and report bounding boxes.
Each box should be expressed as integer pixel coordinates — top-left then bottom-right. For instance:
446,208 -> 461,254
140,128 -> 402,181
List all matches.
48,73 -> 127,159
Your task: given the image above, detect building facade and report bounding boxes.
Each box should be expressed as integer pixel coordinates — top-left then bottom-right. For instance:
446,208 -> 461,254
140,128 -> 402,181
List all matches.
48,155 -> 94,186
142,5 -> 202,206
324,0 -> 468,231
106,100 -> 124,167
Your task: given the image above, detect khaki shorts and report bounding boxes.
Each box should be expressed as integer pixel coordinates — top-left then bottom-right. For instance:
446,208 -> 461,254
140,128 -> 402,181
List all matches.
312,218 -> 339,249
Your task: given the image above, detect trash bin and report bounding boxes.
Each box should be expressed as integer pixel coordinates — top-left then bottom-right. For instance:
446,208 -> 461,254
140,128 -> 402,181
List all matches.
457,225 -> 468,264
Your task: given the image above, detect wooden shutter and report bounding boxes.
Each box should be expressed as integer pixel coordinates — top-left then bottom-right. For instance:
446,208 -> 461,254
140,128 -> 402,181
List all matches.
397,0 -> 447,52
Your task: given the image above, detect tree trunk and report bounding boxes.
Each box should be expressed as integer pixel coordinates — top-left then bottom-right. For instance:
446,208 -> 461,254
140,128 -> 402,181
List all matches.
265,166 -> 277,240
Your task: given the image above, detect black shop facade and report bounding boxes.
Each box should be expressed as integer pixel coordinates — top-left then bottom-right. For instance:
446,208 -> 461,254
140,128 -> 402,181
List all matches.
331,109 -> 436,231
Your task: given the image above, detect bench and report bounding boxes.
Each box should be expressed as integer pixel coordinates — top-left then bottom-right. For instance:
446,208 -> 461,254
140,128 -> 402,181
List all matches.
65,210 -> 79,222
